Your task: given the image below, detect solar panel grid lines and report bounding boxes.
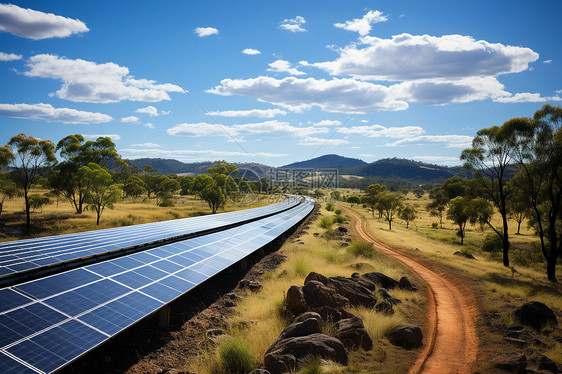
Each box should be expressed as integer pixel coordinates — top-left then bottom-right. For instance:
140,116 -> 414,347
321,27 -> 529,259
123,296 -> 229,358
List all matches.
0,197 -> 302,285
0,196 -> 314,373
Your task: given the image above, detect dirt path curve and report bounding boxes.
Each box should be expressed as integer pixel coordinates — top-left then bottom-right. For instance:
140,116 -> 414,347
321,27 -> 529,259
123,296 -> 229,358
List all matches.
341,206 -> 479,374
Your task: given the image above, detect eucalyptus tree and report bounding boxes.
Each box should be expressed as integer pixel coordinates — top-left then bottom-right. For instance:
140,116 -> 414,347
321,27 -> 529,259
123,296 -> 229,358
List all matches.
79,163 -> 121,225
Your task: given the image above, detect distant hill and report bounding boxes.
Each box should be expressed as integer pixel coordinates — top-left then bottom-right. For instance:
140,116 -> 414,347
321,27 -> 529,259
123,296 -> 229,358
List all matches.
281,154 -> 367,169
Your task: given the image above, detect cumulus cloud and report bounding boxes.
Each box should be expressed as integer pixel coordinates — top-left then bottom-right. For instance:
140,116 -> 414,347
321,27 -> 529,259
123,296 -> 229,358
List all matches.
206,108 -> 287,118
242,48 -> 261,55
334,10 -> 387,36
298,137 -> 349,146
312,33 -> 539,81
280,16 -> 306,32
208,76 -> 409,113
119,148 -> 288,160
493,92 -> 562,103
0,51 -> 22,61
194,27 -> 218,37
338,124 -> 424,138
144,123 -> 155,129
131,142 -> 160,147
84,134 -> 120,141
267,59 -> 306,76
135,105 -> 159,116
0,3 -> 88,39
0,103 -> 112,124
543,60 -> 552,64
384,135 -> 473,148
313,120 -> 342,127
120,116 -> 139,123
23,54 -> 183,103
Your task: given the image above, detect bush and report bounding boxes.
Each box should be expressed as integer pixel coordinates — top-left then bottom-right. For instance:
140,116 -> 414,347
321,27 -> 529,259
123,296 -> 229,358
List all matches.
218,338 -> 255,373
28,194 -> 51,213
318,216 -> 333,230
158,199 -> 175,207
346,240 -> 375,258
431,223 -> 439,229
334,209 -> 342,215
325,202 -> 335,211
482,233 -> 502,253
333,214 -> 349,224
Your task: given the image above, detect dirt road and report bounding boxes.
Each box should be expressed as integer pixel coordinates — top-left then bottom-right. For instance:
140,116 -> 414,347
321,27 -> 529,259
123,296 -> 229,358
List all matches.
342,206 -> 479,374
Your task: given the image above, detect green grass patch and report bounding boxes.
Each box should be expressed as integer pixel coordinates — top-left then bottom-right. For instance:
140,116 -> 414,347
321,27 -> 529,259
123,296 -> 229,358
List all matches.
346,240 -> 375,258
218,338 -> 255,374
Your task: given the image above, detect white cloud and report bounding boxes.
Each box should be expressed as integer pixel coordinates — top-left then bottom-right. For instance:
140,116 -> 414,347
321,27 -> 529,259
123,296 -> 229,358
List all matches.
313,120 -> 342,127
135,105 -> 159,116
0,52 -> 22,61
280,16 -> 306,33
361,119 -> 369,123
120,148 -> 289,160
338,124 -> 424,138
334,10 -> 387,36
167,122 -> 233,137
360,153 -> 377,157
120,116 -> 139,123
543,60 -> 552,64
206,108 -> 287,118
412,155 -> 460,165
194,27 -> 218,37
208,76 -> 409,113
0,103 -> 112,124
384,135 -> 473,148
0,3 -> 88,40
144,123 -> 155,129
84,134 -> 120,141
298,137 -> 349,146
312,33 -> 539,81
24,54 -> 184,103
242,48 -> 261,55
267,59 -> 306,76
494,92 -> 562,103
131,142 -> 160,147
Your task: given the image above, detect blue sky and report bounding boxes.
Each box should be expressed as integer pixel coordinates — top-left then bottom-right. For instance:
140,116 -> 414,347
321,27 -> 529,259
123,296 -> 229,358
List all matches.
0,0 -> 560,167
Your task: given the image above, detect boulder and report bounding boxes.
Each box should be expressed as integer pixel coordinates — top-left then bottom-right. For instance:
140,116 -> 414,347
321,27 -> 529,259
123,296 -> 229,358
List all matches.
310,306 -> 355,323
362,272 -> 399,289
272,318 -> 321,345
302,280 -> 349,308
304,272 -> 377,308
239,279 -> 263,292
337,226 -> 348,233
351,272 -> 360,278
335,316 -> 373,351
356,278 -> 377,291
375,300 -> 395,315
537,355 -> 558,373
398,276 -> 418,291
294,312 -> 323,325
286,286 -> 308,315
491,351 -> 527,373
513,302 -> 558,331
379,288 -> 401,305
386,324 -> 423,349
265,333 -> 348,374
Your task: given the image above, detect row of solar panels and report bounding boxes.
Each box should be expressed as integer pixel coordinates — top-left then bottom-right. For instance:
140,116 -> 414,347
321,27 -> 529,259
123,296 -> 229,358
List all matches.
0,196 -> 300,280
0,196 -> 315,373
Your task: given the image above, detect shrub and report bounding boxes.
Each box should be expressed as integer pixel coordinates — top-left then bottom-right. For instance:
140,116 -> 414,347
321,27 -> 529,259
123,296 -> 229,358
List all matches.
325,202 -> 335,211
158,199 -> 175,207
482,233 -> 502,253
334,209 -> 342,215
346,240 -> 375,258
318,216 -> 333,230
333,214 -> 349,224
431,223 -> 439,229
294,256 -> 311,277
218,338 -> 255,373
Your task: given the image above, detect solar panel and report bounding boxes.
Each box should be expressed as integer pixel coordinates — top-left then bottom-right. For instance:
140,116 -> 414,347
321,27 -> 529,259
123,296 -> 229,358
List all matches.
0,196 -> 314,373
0,196 -> 301,284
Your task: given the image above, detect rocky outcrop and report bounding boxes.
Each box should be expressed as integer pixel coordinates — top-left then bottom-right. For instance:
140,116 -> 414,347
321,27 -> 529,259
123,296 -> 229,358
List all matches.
310,306 -> 355,323
302,280 -> 349,308
398,276 -> 418,291
293,311 -> 323,325
513,302 -> 557,331
379,288 -> 401,305
334,316 -> 373,351
286,286 -> 308,315
362,272 -> 399,289
491,351 -> 527,373
304,272 -> 377,308
375,300 -> 394,315
385,324 -> 423,349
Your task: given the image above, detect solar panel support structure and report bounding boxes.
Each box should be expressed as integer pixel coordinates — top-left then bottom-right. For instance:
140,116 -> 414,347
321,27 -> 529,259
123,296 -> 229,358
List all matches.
158,305 -> 171,329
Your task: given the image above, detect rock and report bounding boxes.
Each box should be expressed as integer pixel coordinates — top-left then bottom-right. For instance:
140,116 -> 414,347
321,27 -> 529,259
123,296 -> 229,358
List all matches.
356,278 -> 377,291
398,276 -> 418,291
249,370 -> 270,374
310,306 -> 355,323
514,302 -> 558,331
313,233 -> 320,237
286,286 -> 308,315
335,316 -> 373,351
239,279 -> 263,292
491,351 -> 527,373
454,251 -> 476,259
304,272 -> 377,308
294,312 -> 323,325
537,355 -> 558,373
379,288 -> 401,305
362,272 -> 399,289
375,301 -> 395,315
386,324 -> 423,349
302,280 -> 349,308
205,329 -> 230,346
265,333 -> 348,374
226,292 -> 240,300
274,318 -> 321,343
337,226 -> 348,233
503,337 -> 528,347
351,272 -> 360,278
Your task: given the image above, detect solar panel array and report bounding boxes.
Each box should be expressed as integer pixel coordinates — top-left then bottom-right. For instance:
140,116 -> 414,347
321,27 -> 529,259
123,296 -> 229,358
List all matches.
0,196 -> 314,373
0,196 -> 300,280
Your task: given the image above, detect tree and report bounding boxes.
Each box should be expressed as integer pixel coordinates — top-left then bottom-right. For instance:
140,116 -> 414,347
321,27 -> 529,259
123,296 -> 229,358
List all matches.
179,175 -> 194,195
412,188 -> 425,199
192,174 -> 226,213
346,196 -> 361,207
207,160 -> 238,177
447,197 -> 493,245
0,174 -> 19,215
507,185 -> 527,235
365,183 -> 386,197
376,192 -> 403,230
6,133 -> 57,230
123,175 -> 146,198
51,135 -> 119,214
461,124 -> 518,267
508,104 -> 562,281
441,176 -> 471,200
399,204 -> 417,228
155,177 -> 180,206
426,186 -> 448,228
28,194 -> 51,213
79,163 -> 120,225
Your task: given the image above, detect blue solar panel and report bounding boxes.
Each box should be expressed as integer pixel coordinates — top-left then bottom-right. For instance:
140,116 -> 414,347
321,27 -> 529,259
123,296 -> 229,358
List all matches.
0,353 -> 38,374
0,289 -> 32,313
0,196 -> 315,373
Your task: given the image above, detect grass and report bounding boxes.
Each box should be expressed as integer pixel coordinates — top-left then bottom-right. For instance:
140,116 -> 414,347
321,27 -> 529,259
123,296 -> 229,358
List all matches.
346,240 -> 375,258
218,338 -> 255,374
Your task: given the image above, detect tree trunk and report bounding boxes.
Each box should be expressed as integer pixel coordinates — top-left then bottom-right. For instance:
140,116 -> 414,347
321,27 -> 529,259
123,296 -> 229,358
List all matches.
24,189 -> 30,230
388,220 -> 392,230
502,214 -> 510,267
546,256 -> 557,282
517,221 -> 521,235
96,211 -> 100,225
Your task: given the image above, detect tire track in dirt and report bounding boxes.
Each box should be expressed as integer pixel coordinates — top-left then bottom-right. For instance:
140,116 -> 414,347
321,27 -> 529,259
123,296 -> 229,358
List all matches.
341,206 -> 479,374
